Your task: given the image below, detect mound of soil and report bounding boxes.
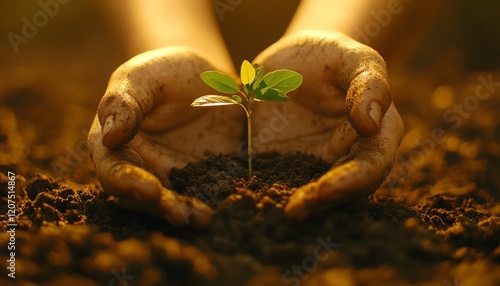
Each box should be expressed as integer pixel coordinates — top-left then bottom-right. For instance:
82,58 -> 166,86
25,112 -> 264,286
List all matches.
169,152 -> 330,208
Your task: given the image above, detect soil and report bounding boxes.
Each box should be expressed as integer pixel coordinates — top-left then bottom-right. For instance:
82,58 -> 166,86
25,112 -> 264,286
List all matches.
1,2 -> 500,285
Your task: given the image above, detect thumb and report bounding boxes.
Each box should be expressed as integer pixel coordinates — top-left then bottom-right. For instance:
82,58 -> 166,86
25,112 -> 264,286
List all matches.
345,68 -> 391,137
330,35 -> 391,137
98,89 -> 146,149
97,53 -> 158,149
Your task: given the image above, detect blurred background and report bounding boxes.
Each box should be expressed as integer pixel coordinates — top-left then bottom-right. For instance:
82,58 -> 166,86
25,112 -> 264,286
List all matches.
0,0 -> 499,182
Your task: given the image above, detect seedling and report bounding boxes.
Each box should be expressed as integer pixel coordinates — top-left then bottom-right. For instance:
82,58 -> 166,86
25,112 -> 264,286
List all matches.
191,60 -> 303,179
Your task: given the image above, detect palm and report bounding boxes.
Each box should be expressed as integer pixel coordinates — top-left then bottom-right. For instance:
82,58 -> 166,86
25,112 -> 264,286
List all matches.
252,89 -> 350,164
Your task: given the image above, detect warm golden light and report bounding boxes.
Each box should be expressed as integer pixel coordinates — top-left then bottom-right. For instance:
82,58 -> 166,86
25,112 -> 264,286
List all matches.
432,85 -> 455,109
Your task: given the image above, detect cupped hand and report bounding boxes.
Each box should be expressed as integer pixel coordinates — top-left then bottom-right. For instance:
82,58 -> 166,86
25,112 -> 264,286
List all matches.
253,30 -> 404,221
88,47 -> 244,228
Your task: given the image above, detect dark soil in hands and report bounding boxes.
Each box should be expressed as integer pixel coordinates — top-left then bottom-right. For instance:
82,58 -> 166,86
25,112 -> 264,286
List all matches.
169,151 -> 330,209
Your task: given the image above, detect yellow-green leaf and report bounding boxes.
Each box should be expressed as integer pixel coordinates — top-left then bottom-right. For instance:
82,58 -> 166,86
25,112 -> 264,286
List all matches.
240,60 -> 255,85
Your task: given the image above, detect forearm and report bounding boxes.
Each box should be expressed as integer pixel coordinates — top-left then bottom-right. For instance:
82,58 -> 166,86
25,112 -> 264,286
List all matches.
100,0 -> 233,72
285,0 -> 382,38
285,0 -> 443,62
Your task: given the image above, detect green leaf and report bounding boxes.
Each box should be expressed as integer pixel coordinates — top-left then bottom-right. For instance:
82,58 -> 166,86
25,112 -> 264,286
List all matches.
200,71 -> 239,94
243,83 -> 249,95
231,95 -> 242,103
254,65 -> 264,81
240,60 -> 255,85
252,65 -> 265,90
262,69 -> 303,94
254,88 -> 290,102
191,95 -> 239,107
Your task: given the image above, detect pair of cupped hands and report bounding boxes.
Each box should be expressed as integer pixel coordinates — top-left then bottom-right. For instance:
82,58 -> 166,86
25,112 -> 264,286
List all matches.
88,31 -> 404,229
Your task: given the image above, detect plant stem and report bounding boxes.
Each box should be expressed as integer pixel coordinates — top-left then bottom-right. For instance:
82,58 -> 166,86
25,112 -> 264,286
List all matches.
247,108 -> 252,180
238,100 -> 253,180
239,90 -> 253,180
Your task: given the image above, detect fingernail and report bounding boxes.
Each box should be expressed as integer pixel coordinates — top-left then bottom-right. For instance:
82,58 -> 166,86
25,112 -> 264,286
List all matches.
102,115 -> 114,137
368,102 -> 382,131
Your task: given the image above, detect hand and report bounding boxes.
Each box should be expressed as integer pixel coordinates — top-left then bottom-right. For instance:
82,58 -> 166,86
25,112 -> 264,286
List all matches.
88,47 -> 244,228
252,30 -> 404,221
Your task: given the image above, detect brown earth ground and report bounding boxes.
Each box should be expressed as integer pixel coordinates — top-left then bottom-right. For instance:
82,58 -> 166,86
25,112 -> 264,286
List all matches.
1,1 -> 500,286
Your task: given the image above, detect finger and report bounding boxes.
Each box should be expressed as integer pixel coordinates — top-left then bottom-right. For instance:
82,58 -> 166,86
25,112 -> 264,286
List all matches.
319,119 -> 358,163
345,68 -> 391,137
98,90 -> 145,149
89,117 -> 162,204
126,131 -> 198,175
285,104 -> 404,221
336,44 -> 392,138
121,187 -> 214,229
162,195 -> 214,229
97,52 -> 161,149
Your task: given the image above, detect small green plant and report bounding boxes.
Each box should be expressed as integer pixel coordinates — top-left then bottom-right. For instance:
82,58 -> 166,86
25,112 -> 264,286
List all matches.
191,60 -> 303,179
